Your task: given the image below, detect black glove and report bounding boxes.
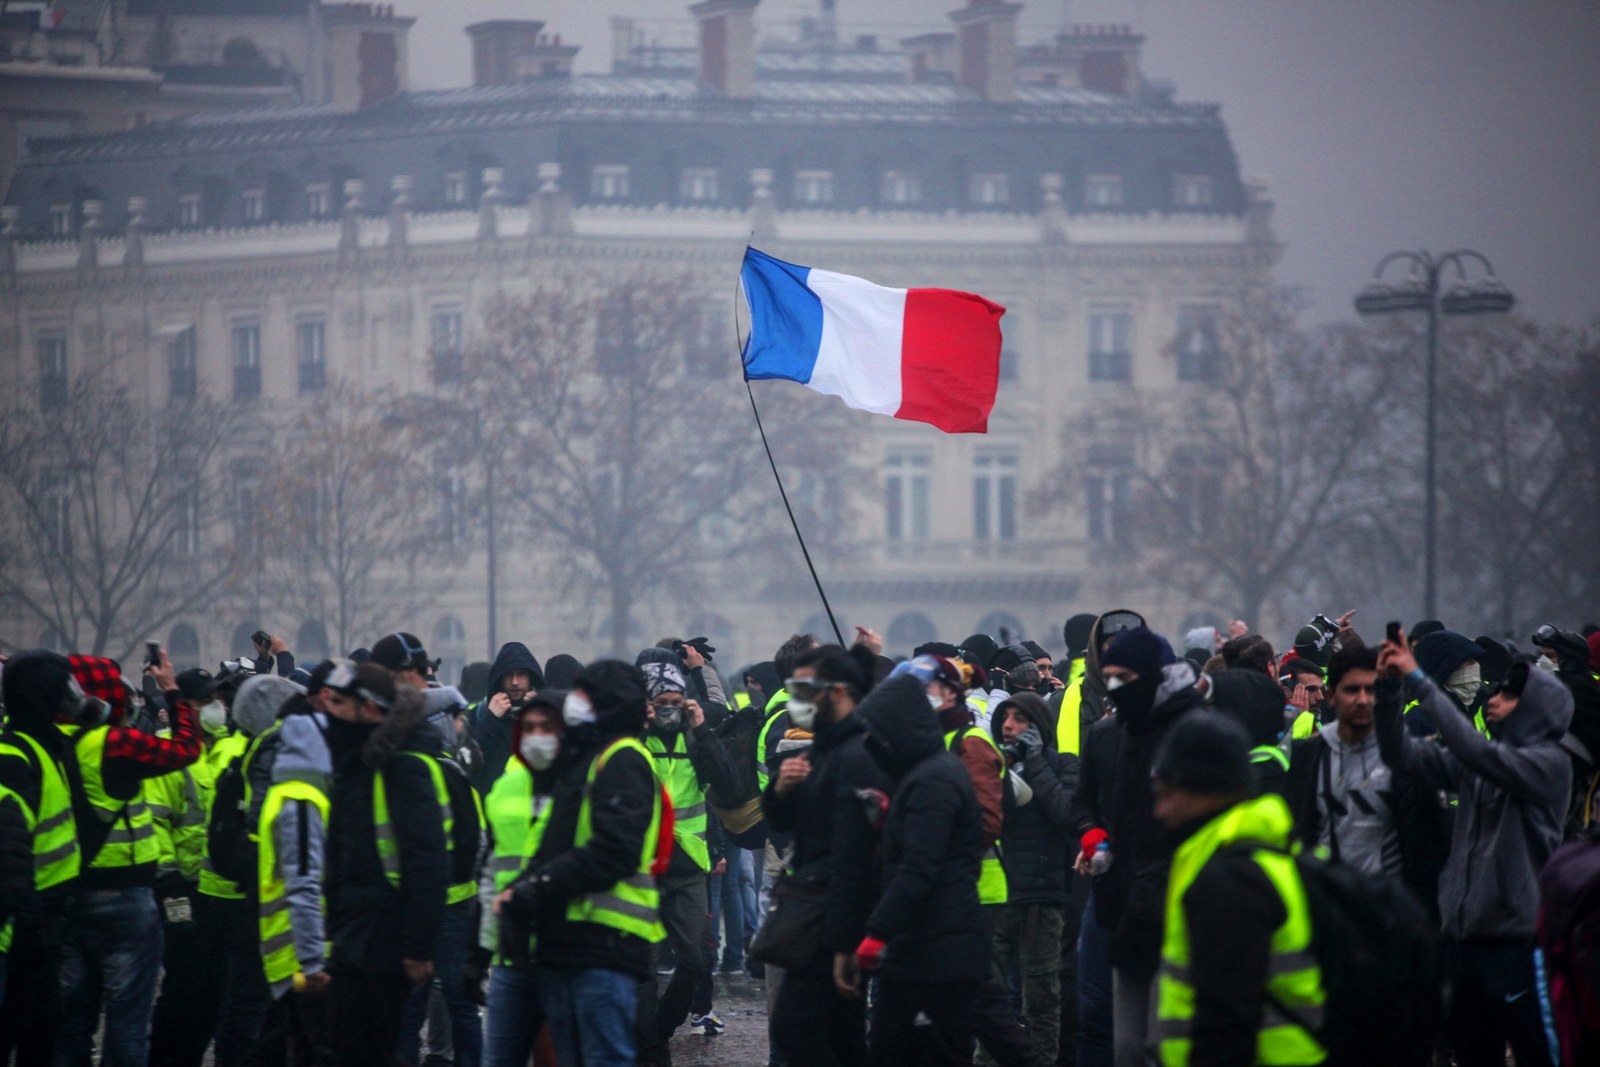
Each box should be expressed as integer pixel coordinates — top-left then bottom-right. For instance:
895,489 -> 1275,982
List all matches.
680,636 -> 716,664
501,876 -> 541,923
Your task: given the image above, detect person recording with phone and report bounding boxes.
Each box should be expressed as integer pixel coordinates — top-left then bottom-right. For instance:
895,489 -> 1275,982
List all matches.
250,631 -> 296,678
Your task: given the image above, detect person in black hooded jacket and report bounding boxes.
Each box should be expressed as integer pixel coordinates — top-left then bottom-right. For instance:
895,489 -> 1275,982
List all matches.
321,663 -> 450,1067
855,673 -> 987,1067
467,642 -> 544,792
1208,669 -> 1292,797
503,660 -> 660,1067
763,644 -> 890,1067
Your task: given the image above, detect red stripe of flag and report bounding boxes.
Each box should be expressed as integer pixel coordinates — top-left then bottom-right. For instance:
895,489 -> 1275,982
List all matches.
897,287 -> 1006,434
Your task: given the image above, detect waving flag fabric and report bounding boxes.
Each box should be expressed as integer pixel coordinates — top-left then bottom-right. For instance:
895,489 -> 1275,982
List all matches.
739,247 -> 1005,434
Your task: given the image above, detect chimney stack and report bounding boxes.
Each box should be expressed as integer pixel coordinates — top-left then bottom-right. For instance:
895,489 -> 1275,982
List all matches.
950,1 -> 1022,103
466,21 -> 544,86
325,3 -> 415,111
689,0 -> 760,98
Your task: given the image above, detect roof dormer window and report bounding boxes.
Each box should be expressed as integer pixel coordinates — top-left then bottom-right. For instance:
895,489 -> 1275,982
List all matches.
50,203 -> 71,237
178,193 -> 201,229
680,167 -> 718,203
443,171 -> 467,206
242,188 -> 265,223
1085,174 -> 1123,208
970,172 -> 1009,206
306,182 -> 331,218
881,170 -> 921,206
1174,174 -> 1213,209
590,165 -> 630,201
795,170 -> 833,205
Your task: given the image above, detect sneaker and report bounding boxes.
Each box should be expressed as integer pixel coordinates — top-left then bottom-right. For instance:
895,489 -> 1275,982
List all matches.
690,1013 -> 725,1036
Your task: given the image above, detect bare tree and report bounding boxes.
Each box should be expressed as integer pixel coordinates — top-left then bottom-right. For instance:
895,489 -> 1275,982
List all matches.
253,384 -> 459,655
0,366 -> 245,659
1030,286 -> 1415,629
421,269 -> 858,656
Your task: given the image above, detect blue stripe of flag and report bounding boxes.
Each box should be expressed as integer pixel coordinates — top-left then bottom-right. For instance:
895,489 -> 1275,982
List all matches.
740,247 -> 823,384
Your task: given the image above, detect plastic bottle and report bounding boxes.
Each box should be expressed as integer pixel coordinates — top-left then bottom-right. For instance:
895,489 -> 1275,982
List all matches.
1089,840 -> 1113,876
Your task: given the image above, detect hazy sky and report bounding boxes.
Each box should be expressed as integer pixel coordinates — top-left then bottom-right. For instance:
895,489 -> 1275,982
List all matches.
404,1 -> 1600,327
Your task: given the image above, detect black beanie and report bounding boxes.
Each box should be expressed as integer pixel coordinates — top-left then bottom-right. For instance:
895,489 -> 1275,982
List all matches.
1153,712 -> 1253,796
1207,669 -> 1286,748
960,633 -> 1000,669
1063,614 -> 1097,658
1409,620 -> 1445,644
1,649 -> 75,731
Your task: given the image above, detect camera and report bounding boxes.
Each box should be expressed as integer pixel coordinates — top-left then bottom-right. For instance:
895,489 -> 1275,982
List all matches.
1311,613 -> 1340,637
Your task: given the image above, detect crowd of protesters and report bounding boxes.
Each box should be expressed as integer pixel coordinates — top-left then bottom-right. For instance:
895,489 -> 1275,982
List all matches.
1,609 -> 1598,1067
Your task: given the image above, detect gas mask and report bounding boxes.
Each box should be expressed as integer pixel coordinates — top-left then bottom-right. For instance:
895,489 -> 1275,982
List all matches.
652,703 -> 684,731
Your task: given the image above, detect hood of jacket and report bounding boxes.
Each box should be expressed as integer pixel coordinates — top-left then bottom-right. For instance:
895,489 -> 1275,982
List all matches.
857,674 -> 944,776
419,686 -> 468,754
488,642 -> 544,693
1498,662 -> 1573,747
993,691 -> 1059,753
1,649 -> 75,733
1084,608 -> 1146,701
234,674 -> 304,737
361,685 -> 435,769
1208,669 -> 1286,747
573,660 -> 648,739
273,709 -> 332,791
541,654 -> 582,690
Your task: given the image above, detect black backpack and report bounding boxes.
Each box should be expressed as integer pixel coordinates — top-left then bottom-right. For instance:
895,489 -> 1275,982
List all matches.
707,702 -> 768,849
205,755 -> 254,886
1255,846 -> 1443,1067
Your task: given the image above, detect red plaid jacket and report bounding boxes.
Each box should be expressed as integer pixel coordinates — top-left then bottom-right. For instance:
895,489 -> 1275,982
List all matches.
66,655 -> 200,775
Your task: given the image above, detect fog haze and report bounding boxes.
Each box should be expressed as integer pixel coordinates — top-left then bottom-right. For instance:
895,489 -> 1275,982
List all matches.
405,0 -> 1600,326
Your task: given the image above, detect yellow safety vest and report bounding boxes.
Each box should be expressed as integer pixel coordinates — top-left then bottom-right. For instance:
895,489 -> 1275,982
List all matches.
754,688 -> 789,793
646,731 -> 709,872
564,737 -> 665,944
372,751 -> 453,890
1055,658 -> 1087,756
0,731 -> 80,890
147,766 -> 205,882
483,757 -> 555,964
257,779 -> 330,986
64,724 -> 159,870
1289,711 -> 1316,741
944,725 -> 1009,905
1155,794 -> 1326,1066
199,730 -> 262,900
1250,745 -> 1290,774
0,785 -> 36,952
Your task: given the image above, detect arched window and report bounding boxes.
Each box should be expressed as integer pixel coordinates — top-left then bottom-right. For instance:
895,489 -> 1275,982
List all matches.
295,620 -> 330,664
886,612 -> 938,656
168,623 -> 201,670
974,612 -> 1027,646
229,623 -> 258,660
433,616 -> 469,690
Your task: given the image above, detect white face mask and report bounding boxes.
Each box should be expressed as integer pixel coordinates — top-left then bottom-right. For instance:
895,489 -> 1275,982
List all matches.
927,693 -> 944,712
787,699 -> 817,730
1105,676 -> 1126,692
562,692 -> 595,727
197,699 -> 229,735
520,733 -> 560,771
1445,662 -> 1482,707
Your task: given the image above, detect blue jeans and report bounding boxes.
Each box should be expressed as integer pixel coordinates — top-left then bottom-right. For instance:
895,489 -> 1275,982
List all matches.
739,849 -> 760,952
398,899 -> 481,1067
483,966 -> 544,1067
1077,892 -> 1114,1067
711,862 -> 747,969
58,886 -> 164,1067
535,966 -> 636,1067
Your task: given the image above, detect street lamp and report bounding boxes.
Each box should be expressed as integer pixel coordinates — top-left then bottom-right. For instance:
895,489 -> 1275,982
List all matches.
1353,249 -> 1515,620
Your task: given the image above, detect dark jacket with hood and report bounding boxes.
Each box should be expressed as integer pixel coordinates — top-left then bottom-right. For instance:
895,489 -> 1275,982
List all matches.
467,642 -> 543,793
993,692 -> 1080,907
1073,660 -> 1205,978
324,686 -> 450,976
1377,664 -> 1573,940
1209,669 -> 1291,798
762,690 -> 892,964
858,675 -> 988,985
527,660 -> 659,981
1047,610 -> 1141,746
0,650 -> 80,914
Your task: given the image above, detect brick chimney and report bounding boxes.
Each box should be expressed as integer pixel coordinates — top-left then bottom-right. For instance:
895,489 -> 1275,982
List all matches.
1055,24 -> 1144,95
466,21 -> 544,86
689,0 -> 760,98
325,3 -> 414,111
901,32 -> 957,84
950,1 -> 1022,103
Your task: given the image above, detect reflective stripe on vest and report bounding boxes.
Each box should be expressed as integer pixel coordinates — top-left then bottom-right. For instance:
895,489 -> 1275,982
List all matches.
483,758 -> 556,965
754,688 -> 789,792
0,785 -> 37,952
943,725 -> 1009,905
646,732 -> 709,872
564,737 -> 665,943
67,725 -> 159,870
0,732 -> 80,890
1250,745 -> 1290,773
1155,794 -> 1325,1066
372,752 -> 453,889
257,780 -> 330,986
1056,659 -> 1087,756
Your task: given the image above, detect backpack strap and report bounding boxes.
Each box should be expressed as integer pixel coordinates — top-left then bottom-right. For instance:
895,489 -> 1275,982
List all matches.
59,729 -> 119,867
1319,738 -> 1342,864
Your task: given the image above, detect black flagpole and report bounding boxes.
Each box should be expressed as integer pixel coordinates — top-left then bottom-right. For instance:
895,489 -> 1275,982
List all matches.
734,252 -> 847,647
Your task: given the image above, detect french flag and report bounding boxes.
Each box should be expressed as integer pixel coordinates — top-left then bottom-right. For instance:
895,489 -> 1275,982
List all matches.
740,248 -> 1006,434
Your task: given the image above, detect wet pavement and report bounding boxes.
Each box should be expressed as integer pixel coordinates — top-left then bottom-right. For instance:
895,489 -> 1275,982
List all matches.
668,973 -> 772,1066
